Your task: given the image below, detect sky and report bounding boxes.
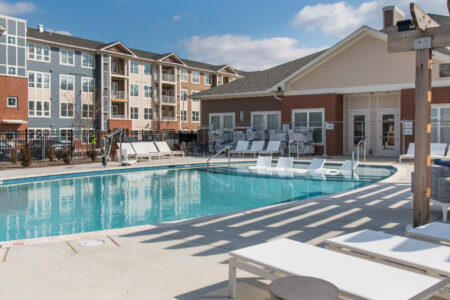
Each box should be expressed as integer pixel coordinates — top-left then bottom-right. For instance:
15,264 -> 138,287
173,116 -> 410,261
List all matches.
1,0 -> 448,71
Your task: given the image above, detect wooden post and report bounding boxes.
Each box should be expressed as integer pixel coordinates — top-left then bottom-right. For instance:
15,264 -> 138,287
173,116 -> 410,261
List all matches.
413,49 -> 432,227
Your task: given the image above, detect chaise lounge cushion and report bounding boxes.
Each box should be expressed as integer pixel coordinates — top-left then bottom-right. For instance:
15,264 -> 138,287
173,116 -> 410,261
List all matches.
434,159 -> 450,168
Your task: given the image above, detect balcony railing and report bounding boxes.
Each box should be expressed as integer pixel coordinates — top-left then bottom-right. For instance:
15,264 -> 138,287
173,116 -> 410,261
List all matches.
161,95 -> 176,104
161,73 -> 175,82
111,114 -> 127,120
112,91 -> 126,99
161,115 -> 176,121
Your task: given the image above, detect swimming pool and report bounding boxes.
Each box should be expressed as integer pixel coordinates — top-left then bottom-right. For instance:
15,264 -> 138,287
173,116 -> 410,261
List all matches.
0,163 -> 395,242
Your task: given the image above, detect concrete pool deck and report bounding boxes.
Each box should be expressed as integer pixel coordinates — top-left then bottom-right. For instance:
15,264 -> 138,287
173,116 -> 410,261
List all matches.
0,157 -> 447,299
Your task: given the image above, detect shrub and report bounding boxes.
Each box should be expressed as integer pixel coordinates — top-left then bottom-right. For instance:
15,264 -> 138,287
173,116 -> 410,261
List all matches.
86,147 -> 97,162
62,150 -> 72,164
56,149 -> 64,160
47,146 -> 55,161
110,144 -> 117,161
19,145 -> 32,167
10,148 -> 17,165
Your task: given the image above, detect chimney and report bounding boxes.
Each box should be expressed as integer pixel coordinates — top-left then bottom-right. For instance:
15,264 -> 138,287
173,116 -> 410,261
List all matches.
38,24 -> 44,32
382,6 -> 405,28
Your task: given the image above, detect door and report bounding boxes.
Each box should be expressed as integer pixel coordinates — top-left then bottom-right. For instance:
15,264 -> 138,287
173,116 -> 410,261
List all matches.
349,111 -> 370,156
378,110 -> 400,156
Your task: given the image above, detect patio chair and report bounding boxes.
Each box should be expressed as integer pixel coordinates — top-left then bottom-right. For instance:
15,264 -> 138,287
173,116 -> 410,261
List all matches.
131,142 -> 163,160
316,160 -> 359,176
229,238 -> 449,299
248,156 -> 272,170
406,222 -> 450,245
272,157 -> 293,171
399,142 -> 414,163
229,141 -> 249,157
430,143 -> 448,158
242,141 -> 265,156
260,140 -> 281,156
325,229 -> 450,278
287,157 -> 327,174
155,141 -> 185,157
118,143 -> 138,162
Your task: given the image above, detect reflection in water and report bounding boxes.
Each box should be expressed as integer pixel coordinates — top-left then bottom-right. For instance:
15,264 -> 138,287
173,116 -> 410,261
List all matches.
0,166 -> 392,241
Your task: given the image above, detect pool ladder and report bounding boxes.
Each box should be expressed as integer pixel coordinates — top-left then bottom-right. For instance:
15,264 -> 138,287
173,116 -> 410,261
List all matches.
207,147 -> 231,168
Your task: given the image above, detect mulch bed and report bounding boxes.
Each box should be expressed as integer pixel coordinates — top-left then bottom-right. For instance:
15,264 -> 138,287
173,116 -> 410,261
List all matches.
0,158 -> 98,171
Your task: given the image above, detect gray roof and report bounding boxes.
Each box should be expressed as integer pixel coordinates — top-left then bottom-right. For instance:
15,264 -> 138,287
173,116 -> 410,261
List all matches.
193,50 -> 326,97
27,28 -> 240,74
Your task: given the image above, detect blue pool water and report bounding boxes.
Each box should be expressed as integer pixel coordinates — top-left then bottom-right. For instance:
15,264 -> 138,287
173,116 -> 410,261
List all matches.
0,164 -> 394,242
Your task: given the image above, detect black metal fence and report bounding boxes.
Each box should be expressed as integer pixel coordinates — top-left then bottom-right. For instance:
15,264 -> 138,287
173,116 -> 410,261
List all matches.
0,130 -> 198,162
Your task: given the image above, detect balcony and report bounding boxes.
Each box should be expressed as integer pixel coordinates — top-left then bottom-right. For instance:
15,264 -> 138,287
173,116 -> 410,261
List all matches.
156,73 -> 176,82
111,114 -> 127,120
161,95 -> 176,104
161,116 -> 176,121
112,91 -> 127,100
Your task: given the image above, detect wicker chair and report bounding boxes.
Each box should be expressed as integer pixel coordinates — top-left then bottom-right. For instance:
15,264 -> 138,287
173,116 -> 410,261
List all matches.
411,165 -> 450,222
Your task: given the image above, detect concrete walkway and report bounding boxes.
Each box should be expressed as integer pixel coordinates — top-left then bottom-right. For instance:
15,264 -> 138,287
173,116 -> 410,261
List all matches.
0,158 -> 446,299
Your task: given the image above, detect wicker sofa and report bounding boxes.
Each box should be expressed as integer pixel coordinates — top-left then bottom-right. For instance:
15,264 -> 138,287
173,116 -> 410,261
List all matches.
411,164 -> 450,222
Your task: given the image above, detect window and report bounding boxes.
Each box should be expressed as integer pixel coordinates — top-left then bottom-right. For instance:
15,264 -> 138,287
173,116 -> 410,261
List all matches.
8,36 -> 16,45
144,85 -> 153,98
29,100 -> 50,117
209,113 -> 234,131
181,110 -> 187,122
82,104 -> 94,118
6,96 -> 17,108
144,63 -> 152,76
251,111 -> 281,130
191,71 -> 200,84
28,43 -> 51,62
192,110 -> 199,122
431,105 -> 450,143
191,90 -> 200,102
130,84 -> 139,97
8,67 -> 16,75
60,129 -> 73,142
28,72 -> 50,89
204,73 -> 212,85
181,69 -> 188,82
144,108 -> 153,120
130,107 -> 139,119
292,109 -> 324,144
82,52 -> 94,68
181,89 -> 188,101
60,49 -> 74,65
60,75 -> 74,91
60,102 -> 74,117
130,61 -> 139,74
82,78 -> 94,93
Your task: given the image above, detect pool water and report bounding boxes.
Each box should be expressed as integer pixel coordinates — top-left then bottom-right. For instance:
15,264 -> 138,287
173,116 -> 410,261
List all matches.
0,164 -> 394,242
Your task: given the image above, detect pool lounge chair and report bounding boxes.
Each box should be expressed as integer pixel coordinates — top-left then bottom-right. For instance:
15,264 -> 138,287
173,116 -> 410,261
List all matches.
242,141 -> 265,156
316,160 -> 359,176
431,143 -> 448,158
229,238 -> 449,299
260,140 -> 281,155
141,141 -> 164,159
406,222 -> 450,245
271,157 -> 293,171
119,143 -> 137,160
399,142 -> 414,163
248,156 -> 272,170
155,141 -> 185,157
230,141 -> 249,157
325,229 -> 450,278
131,142 -> 163,160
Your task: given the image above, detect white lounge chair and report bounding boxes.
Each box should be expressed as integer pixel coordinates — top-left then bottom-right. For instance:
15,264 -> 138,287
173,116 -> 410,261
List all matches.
119,143 -> 137,162
242,141 -> 265,156
248,156 -> 272,170
272,157 -> 293,171
260,140 -> 281,155
141,141 -> 164,159
325,229 -> 450,278
155,141 -> 185,157
230,141 -> 249,157
131,142 -> 163,160
279,157 -> 326,174
317,160 -> 359,176
229,238 -> 449,299
399,142 -> 414,163
431,143 -> 448,158
406,222 -> 450,246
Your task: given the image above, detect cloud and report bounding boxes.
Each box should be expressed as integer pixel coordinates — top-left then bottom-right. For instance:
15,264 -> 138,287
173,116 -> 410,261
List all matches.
173,15 -> 182,21
183,34 -> 328,71
46,29 -> 72,36
291,0 -> 448,38
0,1 -> 36,15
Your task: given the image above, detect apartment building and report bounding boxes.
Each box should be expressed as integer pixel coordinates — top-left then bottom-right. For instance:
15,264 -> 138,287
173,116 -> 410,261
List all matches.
0,14 -> 240,138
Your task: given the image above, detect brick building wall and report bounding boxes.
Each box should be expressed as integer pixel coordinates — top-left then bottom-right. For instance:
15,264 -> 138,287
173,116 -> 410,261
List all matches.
282,94 -> 344,156
108,119 -> 132,131
0,75 -> 28,130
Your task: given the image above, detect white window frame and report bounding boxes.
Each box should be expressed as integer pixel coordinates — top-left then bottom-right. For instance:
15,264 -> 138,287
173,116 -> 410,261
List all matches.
82,104 -> 94,119
144,107 -> 153,120
181,89 -> 188,101
144,85 -> 152,98
191,71 -> 200,84
27,42 -> 51,63
130,107 -> 139,119
291,108 -> 325,145
192,110 -> 200,122
144,63 -> 152,76
130,61 -> 139,74
251,111 -> 281,130
60,48 -> 75,66
28,71 -> 50,89
82,77 -> 95,93
59,128 -> 74,143
28,100 -> 50,118
431,104 -> 450,143
81,52 -> 95,69
130,83 -> 139,97
209,112 -> 234,131
204,73 -> 212,85
181,110 -> 187,122
181,69 -> 188,82
28,128 -> 51,140
6,96 -> 18,108
60,74 -> 75,91
60,102 -> 74,118
191,90 -> 200,102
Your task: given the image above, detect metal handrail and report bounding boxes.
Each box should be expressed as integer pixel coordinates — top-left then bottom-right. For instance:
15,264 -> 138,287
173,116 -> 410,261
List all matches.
207,146 -> 230,168
288,139 -> 300,158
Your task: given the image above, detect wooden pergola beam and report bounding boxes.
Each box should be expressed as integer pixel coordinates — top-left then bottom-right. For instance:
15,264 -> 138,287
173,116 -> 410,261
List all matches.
410,3 -> 440,31
388,25 -> 450,52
